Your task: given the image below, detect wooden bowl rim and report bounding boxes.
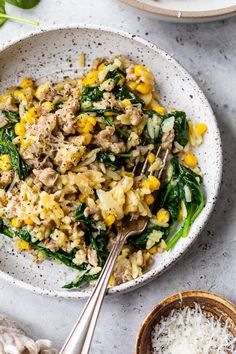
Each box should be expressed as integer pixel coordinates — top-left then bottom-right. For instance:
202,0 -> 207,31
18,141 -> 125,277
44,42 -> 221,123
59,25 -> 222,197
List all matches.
136,290 -> 236,354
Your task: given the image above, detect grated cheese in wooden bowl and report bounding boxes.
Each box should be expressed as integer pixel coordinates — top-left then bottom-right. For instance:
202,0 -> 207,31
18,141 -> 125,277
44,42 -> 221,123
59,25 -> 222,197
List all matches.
151,304 -> 236,354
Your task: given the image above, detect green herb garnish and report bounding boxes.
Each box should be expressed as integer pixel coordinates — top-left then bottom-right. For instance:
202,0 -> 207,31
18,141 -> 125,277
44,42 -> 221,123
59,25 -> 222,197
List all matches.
0,124 -> 31,180
0,0 -> 39,27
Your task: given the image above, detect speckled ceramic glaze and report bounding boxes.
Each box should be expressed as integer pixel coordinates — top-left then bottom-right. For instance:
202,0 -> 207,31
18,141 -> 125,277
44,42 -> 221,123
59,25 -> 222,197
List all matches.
0,25 -> 222,299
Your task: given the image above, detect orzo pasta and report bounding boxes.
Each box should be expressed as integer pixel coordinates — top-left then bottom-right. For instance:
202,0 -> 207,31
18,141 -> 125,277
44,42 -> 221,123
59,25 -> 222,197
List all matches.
0,56 -> 207,288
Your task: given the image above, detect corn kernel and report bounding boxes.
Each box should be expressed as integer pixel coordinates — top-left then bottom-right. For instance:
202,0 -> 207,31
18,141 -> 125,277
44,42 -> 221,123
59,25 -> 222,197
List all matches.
23,107 -> 40,124
29,107 -> 40,117
142,180 -> 150,190
87,116 -> 97,126
118,77 -> 125,86
24,218 -> 34,225
134,65 -> 148,77
98,63 -> 105,72
82,70 -> 98,86
183,153 -> 198,168
121,171 -> 134,177
105,214 -> 116,227
152,105 -> 166,115
20,138 -> 33,147
196,123 -> 208,135
157,208 -> 170,223
11,218 -> 22,228
15,239 -> 31,250
127,81 -> 138,91
139,92 -> 153,106
0,95 -> 8,103
42,101 -> 55,112
122,99 -> 131,108
141,70 -> 154,83
148,153 -> 156,164
20,77 -> 33,89
136,123 -> 145,135
104,111 -> 115,117
0,154 -> 11,171
148,176 -> 161,191
14,89 -> 27,104
15,122 -> 25,136
24,114 -> 36,125
78,115 -> 96,134
144,194 -> 155,206
82,133 -> 92,145
109,274 -> 115,286
84,122 -> 95,133
79,194 -> 87,203
149,245 -> 158,254
136,83 -> 152,95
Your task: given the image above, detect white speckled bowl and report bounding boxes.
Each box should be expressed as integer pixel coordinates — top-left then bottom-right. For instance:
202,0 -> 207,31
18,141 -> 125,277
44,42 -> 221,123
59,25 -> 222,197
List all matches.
120,0 -> 236,23
0,25 -> 222,299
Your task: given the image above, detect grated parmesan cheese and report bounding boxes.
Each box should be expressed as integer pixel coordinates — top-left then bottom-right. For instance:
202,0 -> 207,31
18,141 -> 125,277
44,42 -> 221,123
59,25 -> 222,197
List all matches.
151,304 -> 236,354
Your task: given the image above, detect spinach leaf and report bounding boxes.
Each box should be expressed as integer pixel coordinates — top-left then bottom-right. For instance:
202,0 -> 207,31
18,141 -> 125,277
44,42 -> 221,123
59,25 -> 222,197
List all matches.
0,217 -> 4,233
98,115 -> 130,139
81,107 -> 129,138
88,231 -> 108,267
97,151 -> 130,170
101,115 -> 113,126
2,110 -> 20,123
165,227 -> 183,251
144,110 -> 189,146
6,0 -> 40,9
81,108 -> 122,115
105,69 -> 125,86
113,86 -> 144,105
0,0 -> 7,26
162,183 -> 182,222
91,112 -> 129,139
171,111 -> 189,147
143,125 -> 162,145
0,218 -> 102,289
0,124 -> 31,180
129,226 -> 167,249
145,110 -> 165,118
0,0 -> 39,27
75,206 -> 109,268
160,157 -> 205,250
63,267 -> 100,289
115,126 -> 130,139
142,112 -> 163,145
0,221 -> 88,271
17,229 -> 86,271
80,86 -> 103,103
75,203 -> 94,226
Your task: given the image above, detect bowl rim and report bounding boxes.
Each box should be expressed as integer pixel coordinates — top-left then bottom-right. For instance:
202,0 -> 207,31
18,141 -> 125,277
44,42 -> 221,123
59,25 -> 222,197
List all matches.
136,290 -> 236,354
0,24 -> 223,299
120,0 -> 236,20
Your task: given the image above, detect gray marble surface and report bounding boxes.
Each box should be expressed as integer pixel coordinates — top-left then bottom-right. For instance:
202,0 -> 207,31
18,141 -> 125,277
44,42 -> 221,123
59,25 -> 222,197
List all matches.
0,1 -> 235,353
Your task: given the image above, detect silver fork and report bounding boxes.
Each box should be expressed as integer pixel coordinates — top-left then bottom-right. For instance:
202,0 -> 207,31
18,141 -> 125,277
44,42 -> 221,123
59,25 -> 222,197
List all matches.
60,148 -> 169,354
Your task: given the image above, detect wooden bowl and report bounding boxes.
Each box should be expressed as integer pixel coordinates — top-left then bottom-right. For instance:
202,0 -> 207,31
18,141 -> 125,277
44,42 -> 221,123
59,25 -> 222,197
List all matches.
136,290 -> 236,354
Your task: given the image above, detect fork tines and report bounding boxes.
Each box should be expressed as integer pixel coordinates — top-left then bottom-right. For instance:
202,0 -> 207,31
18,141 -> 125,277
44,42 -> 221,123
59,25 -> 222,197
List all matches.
139,146 -> 169,180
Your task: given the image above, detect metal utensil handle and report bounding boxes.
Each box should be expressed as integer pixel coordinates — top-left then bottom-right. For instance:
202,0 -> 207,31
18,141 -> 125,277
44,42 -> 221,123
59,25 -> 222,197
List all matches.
60,232 -> 125,354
